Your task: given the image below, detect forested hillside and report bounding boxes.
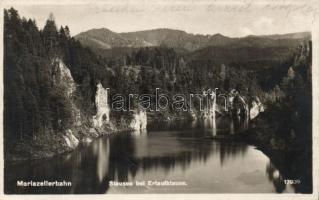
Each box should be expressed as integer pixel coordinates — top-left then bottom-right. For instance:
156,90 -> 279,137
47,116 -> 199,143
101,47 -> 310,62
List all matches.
76,28 -> 310,51
4,8 -> 110,145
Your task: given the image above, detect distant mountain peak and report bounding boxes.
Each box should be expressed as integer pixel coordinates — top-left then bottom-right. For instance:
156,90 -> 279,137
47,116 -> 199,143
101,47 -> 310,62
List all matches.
75,28 -> 311,52
212,33 -> 225,37
78,28 -> 115,35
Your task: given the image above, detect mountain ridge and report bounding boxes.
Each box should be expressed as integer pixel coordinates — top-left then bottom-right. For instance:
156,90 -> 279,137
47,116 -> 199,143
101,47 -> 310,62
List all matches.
75,28 -> 310,51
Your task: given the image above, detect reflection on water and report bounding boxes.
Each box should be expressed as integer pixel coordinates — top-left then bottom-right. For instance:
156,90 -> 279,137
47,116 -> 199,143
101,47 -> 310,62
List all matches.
97,139 -> 109,183
4,117 -> 306,194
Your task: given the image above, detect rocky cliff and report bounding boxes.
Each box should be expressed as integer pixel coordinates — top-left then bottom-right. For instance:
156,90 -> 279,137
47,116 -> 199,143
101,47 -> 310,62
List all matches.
93,83 -> 110,128
53,58 -> 81,149
249,97 -> 265,120
129,110 -> 147,131
91,82 -> 148,134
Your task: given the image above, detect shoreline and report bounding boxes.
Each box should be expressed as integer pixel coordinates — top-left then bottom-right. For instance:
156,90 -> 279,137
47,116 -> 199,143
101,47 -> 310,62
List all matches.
4,114 -> 308,164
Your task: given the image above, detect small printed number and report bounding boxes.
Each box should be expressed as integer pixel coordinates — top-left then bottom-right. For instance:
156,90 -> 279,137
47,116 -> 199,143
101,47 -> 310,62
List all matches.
284,179 -> 301,184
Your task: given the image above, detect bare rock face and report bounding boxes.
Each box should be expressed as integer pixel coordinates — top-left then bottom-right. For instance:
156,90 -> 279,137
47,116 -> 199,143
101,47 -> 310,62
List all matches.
52,59 -> 81,148
129,110 -> 147,131
250,97 -> 264,120
54,58 -> 82,126
63,129 -> 79,149
93,83 -> 110,128
56,59 -> 76,96
52,59 -> 82,148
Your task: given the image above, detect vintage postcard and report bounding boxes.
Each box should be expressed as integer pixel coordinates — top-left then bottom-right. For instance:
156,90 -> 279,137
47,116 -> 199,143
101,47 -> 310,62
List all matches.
0,0 -> 318,199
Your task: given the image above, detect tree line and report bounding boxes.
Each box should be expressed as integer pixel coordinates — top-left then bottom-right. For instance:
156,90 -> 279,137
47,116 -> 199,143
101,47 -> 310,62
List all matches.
4,7 -> 312,146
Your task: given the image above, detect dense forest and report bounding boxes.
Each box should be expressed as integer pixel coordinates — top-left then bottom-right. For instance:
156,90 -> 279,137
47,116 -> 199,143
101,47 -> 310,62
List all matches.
4,7 -> 312,165
5,8 -> 90,141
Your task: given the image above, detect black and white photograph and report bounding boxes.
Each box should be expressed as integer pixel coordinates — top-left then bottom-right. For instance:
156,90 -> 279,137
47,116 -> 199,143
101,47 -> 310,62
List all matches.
0,0 -> 318,199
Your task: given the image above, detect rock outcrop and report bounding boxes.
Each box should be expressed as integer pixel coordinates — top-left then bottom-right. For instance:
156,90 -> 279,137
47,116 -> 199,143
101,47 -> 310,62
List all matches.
92,83 -> 148,133
93,83 -> 110,128
53,59 -> 83,147
53,58 -> 82,126
63,129 -> 79,149
53,60 -> 149,149
250,97 -> 264,120
55,58 -> 76,96
129,110 -> 147,131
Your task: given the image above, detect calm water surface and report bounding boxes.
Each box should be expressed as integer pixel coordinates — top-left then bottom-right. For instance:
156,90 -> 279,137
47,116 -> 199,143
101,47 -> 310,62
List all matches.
5,117 -> 297,194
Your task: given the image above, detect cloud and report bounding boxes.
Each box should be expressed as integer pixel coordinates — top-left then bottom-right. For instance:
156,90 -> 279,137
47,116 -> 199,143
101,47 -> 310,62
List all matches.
239,27 -> 254,36
238,17 -> 275,37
